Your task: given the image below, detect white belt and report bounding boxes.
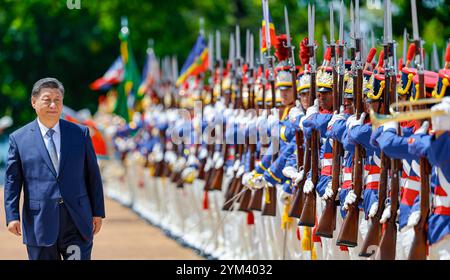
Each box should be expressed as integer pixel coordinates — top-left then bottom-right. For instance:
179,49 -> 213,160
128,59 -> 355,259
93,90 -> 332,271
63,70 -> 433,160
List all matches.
434,195 -> 450,208
365,174 -> 381,184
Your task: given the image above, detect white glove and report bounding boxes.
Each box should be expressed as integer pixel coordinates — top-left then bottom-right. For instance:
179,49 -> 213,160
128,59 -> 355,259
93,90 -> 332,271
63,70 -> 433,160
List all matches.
299,99 -> 319,131
242,171 -> 255,186
226,166 -> 235,177
368,202 -> 379,218
282,166 -> 298,179
431,97 -> 450,131
346,112 -> 367,130
407,210 -> 421,228
288,101 -> 305,122
181,167 -> 198,180
343,190 -> 357,210
327,113 -> 346,130
214,157 -> 224,169
198,147 -> 208,159
379,204 -> 391,223
252,175 -> 266,190
414,121 -> 429,135
322,180 -> 334,200
382,121 -> 398,132
212,151 -> 221,162
233,159 -> 241,172
204,157 -> 212,172
174,157 -> 187,171
236,165 -> 245,177
303,179 -> 314,194
153,150 -> 164,163
305,99 -> 320,117
279,191 -> 291,205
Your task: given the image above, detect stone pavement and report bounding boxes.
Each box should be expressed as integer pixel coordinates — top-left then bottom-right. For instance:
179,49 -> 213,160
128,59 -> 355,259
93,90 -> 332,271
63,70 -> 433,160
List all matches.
0,189 -> 203,260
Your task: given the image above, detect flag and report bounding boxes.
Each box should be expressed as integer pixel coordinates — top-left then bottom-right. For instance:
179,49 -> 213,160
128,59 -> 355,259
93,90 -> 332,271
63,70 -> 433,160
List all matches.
138,47 -> 159,96
261,1 -> 278,52
89,56 -> 124,91
114,28 -> 141,123
176,34 -> 208,86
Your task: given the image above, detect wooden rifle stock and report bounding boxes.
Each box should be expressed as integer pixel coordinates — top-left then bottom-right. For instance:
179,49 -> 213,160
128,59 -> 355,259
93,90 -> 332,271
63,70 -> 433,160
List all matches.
261,76 -> 278,217
316,44 -> 342,238
299,67 -> 318,227
408,59 -> 431,259
376,46 -> 401,259
408,158 -> 430,259
289,131 -> 307,218
336,59 -> 364,247
359,153 -> 388,257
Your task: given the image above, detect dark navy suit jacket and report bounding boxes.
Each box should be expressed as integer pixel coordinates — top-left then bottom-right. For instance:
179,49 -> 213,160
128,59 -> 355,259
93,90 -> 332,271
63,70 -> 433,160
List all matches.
4,118 -> 105,246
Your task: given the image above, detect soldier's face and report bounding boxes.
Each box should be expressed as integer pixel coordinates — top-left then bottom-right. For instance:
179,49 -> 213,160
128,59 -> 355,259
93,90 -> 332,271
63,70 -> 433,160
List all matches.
299,91 -> 309,110
280,88 -> 295,106
31,88 -> 63,123
317,90 -> 333,111
344,98 -> 354,114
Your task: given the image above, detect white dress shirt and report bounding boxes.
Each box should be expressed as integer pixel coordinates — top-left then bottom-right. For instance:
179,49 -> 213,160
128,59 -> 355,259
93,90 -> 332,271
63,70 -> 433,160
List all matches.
37,118 -> 61,161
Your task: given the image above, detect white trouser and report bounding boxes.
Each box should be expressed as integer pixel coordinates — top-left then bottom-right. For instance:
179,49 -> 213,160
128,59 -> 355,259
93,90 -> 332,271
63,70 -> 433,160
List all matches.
429,235 -> 450,260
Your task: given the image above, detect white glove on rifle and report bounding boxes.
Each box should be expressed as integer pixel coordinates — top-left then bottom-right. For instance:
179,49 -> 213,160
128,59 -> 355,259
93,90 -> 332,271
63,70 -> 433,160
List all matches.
407,210 -> 421,228
414,121 -> 429,135
303,179 -> 314,194
288,100 -> 305,123
204,157 -> 213,172
382,121 -> 398,132
299,99 -> 319,131
242,171 -> 255,187
214,157 -> 224,169
236,165 -> 245,177
226,166 -> 235,177
431,97 -> 450,131
380,204 -> 391,223
322,180 -> 334,200
343,190 -> 357,210
346,112 -> 367,130
181,167 -> 198,180
282,166 -> 304,185
367,202 -> 378,218
252,175 -> 266,190
327,109 -> 346,130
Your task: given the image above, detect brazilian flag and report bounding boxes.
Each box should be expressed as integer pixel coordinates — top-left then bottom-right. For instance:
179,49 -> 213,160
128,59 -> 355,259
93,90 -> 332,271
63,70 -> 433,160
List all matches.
114,22 -> 141,123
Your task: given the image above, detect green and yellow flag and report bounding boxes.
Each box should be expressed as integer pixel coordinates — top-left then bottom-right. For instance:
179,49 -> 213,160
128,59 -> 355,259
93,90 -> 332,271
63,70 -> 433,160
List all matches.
114,17 -> 141,123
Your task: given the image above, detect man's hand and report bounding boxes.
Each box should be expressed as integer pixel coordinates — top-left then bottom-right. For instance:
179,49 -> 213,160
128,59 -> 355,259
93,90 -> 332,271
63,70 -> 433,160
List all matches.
93,217 -> 103,235
7,220 -> 21,236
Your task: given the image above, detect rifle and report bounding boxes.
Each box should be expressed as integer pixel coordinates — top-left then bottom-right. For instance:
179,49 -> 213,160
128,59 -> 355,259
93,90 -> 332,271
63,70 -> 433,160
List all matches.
238,31 -> 256,212
408,0 -> 430,260
336,0 -> 363,247
299,3 -> 319,227
316,1 -> 343,238
261,0 -> 277,217
212,33 -> 237,193
248,29 -> 266,212
375,1 -> 401,259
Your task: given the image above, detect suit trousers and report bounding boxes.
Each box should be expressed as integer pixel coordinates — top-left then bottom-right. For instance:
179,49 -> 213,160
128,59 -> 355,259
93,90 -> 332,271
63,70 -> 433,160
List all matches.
26,202 -> 93,260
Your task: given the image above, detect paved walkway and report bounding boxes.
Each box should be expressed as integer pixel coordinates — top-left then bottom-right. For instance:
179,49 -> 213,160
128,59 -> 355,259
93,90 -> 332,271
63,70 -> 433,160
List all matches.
0,189 -> 202,260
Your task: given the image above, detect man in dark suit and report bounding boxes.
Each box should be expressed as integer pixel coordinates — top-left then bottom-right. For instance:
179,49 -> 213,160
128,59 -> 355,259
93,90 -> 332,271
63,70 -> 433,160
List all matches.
4,77 -> 105,260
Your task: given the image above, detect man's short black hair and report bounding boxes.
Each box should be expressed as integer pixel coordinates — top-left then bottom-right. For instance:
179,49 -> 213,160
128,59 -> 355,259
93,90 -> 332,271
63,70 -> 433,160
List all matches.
31,77 -> 64,99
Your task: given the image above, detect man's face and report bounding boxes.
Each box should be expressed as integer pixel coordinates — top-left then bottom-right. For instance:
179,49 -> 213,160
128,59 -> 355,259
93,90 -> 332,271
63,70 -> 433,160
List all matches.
363,97 -> 381,114
299,91 -> 310,110
317,90 -> 333,111
31,88 -> 63,122
280,88 -> 295,106
344,98 -> 354,114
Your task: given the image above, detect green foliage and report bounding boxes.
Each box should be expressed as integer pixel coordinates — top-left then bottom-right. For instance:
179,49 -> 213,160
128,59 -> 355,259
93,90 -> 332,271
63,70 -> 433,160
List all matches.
0,0 -> 448,130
